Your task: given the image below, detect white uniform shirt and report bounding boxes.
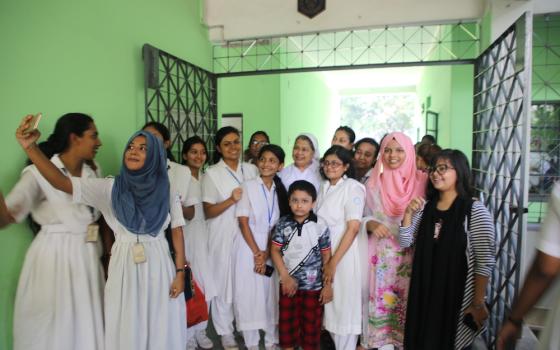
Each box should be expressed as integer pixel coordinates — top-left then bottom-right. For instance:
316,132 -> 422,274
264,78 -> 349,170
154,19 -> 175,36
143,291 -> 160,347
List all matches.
167,160 -> 191,207
235,177 -> 280,234
201,159 -> 258,302
316,176 -> 366,335
279,162 -> 321,193
538,182 -> 560,350
184,173 -> 202,218
71,177 -> 185,234
202,159 -> 258,205
6,155 -> 101,229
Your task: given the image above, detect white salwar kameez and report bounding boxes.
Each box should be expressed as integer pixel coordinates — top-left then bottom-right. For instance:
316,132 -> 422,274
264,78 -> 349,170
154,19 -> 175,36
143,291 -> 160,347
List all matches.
6,155 -> 105,350
184,173 -> 218,340
316,177 -> 365,350
233,177 -> 279,347
71,177 -> 187,350
202,159 -> 258,335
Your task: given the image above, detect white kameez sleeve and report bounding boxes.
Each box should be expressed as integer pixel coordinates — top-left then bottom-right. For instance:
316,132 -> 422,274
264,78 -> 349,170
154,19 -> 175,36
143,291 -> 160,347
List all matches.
243,162 -> 259,180
235,182 -> 251,218
5,169 -> 43,223
169,162 -> 191,207
70,177 -> 113,215
169,191 -> 186,229
399,207 -> 424,248
185,177 -> 201,207
201,172 -> 220,204
344,181 -> 366,222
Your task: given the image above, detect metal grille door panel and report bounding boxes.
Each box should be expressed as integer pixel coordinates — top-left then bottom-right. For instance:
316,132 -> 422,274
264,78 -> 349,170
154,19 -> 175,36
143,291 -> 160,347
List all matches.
143,44 -> 218,161
472,14 -> 532,348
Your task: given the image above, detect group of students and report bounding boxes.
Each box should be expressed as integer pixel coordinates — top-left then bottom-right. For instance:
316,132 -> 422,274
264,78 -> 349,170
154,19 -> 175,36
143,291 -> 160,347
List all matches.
0,113 -> 496,350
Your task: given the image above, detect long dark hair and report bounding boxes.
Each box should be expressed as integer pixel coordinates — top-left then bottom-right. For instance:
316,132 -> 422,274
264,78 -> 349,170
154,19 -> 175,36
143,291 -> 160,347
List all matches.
426,149 -> 474,201
181,135 -> 208,167
29,113 -> 95,234
213,126 -> 240,163
244,131 -> 270,162
258,144 -> 290,217
181,135 -> 208,161
34,113 -> 94,161
320,145 -> 355,180
142,121 -> 175,162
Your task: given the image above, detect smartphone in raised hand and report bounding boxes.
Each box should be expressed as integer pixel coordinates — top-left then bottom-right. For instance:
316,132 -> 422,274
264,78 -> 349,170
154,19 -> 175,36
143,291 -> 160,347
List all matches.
23,113 -> 42,135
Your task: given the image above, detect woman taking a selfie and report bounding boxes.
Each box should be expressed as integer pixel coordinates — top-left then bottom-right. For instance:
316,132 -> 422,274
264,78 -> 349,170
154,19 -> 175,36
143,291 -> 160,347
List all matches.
15,115 -> 187,350
2,113 -> 105,350
400,149 -> 495,350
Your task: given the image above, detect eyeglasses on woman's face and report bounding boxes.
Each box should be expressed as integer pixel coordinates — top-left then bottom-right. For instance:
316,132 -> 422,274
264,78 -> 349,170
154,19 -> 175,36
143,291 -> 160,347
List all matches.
428,164 -> 455,175
321,160 -> 344,169
251,140 -> 268,146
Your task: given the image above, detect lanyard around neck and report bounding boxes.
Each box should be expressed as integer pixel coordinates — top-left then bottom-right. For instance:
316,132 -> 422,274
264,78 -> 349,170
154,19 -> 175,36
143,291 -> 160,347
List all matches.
260,183 -> 276,228
225,164 -> 244,185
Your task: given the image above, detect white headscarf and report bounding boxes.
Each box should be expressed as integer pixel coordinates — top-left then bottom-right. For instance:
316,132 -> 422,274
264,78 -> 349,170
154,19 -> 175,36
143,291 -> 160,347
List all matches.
297,132 -> 320,161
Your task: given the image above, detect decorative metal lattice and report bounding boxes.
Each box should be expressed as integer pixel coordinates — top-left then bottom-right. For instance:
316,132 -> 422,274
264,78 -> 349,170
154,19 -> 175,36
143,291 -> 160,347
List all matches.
528,13 -> 560,223
143,44 -> 218,161
472,14 -> 532,348
213,21 -> 480,75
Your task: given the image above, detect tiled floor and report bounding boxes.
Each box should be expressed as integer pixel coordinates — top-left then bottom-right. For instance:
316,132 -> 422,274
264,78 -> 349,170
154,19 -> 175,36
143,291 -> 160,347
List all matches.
201,318 -> 541,349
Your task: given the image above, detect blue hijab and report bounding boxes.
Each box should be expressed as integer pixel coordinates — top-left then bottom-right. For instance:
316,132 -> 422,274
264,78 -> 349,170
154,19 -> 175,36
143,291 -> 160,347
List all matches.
111,131 -> 170,236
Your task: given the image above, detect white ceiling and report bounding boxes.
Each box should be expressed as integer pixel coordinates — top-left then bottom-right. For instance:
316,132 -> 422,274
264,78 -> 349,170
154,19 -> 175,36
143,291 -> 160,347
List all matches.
204,0 -> 488,43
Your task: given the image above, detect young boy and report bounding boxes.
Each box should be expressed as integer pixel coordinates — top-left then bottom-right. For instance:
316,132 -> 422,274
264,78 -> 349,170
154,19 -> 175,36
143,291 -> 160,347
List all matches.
271,180 -> 333,350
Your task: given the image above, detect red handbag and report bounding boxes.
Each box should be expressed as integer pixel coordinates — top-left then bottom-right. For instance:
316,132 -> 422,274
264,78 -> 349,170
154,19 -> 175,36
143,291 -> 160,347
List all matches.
186,278 -> 209,327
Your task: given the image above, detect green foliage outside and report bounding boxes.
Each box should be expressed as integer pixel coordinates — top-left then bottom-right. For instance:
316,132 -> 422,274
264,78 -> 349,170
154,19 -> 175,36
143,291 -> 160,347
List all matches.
340,93 -> 419,142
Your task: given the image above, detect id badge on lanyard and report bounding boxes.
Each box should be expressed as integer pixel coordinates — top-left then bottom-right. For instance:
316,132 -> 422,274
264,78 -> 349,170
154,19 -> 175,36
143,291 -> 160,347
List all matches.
132,235 -> 147,264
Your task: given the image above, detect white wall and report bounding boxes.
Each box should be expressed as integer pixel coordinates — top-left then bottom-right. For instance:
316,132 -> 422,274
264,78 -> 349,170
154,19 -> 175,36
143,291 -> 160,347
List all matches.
205,0 -> 486,42
490,0 -> 560,40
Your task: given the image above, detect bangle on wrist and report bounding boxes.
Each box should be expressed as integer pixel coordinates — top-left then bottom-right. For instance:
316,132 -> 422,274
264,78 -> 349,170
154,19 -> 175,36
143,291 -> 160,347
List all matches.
507,315 -> 523,328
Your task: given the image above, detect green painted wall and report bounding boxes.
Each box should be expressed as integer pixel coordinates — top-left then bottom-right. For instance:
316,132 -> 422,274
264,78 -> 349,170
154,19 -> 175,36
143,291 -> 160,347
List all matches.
0,0 -> 212,348
218,72 -> 337,162
450,65 -> 475,157
280,72 -> 337,158
416,65 -> 474,157
416,66 -> 452,144
221,67 -> 474,163
218,75 -> 281,148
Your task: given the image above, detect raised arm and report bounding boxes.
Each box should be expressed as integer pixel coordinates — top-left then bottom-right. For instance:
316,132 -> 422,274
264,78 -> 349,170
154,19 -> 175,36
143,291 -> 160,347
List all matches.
15,115 -> 72,194
203,188 -> 241,219
399,197 -> 425,248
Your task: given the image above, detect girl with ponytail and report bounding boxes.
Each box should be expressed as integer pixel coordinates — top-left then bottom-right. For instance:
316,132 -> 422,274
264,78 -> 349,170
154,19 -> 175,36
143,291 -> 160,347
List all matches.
15,115 -> 188,350
3,113 -> 106,350
233,144 -> 288,350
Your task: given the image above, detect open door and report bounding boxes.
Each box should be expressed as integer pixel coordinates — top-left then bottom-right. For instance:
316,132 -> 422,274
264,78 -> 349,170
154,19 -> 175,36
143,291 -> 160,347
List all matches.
472,12 -> 532,348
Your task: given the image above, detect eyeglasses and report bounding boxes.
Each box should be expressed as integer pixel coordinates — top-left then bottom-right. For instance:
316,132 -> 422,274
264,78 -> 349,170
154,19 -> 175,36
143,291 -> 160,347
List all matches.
429,164 -> 455,175
251,140 -> 269,146
321,160 -> 344,169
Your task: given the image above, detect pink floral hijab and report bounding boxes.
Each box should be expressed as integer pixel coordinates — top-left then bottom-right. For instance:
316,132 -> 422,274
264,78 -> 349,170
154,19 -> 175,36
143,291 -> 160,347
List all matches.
365,132 -> 428,217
